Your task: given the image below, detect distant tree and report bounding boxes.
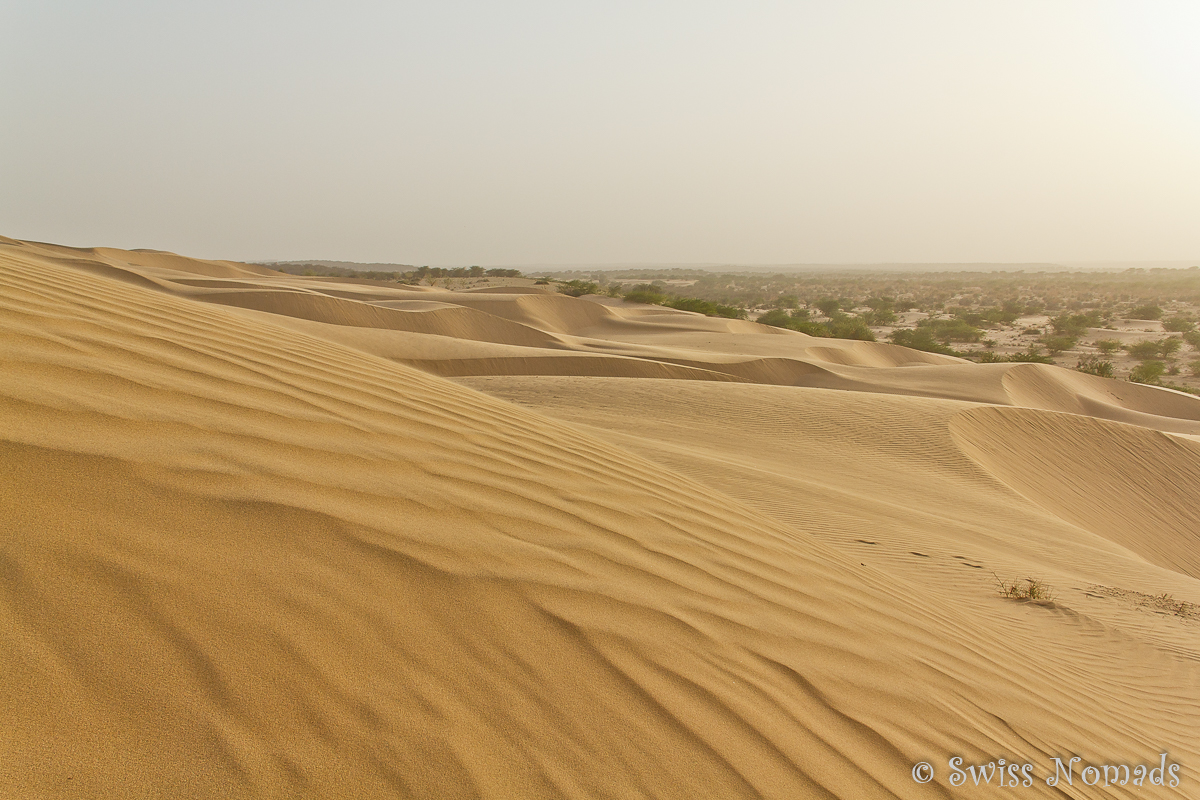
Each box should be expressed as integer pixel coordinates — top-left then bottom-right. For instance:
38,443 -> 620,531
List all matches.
917,318 -> 983,343
758,309 -> 831,336
1051,312 -> 1102,337
665,297 -> 746,319
757,309 -> 794,328
1159,337 -> 1183,358
1040,335 -> 1078,355
863,308 -> 898,326
1130,361 -> 1166,384
1126,340 -> 1163,360
623,284 -> 667,305
1162,315 -> 1195,333
558,280 -> 598,297
1129,304 -> 1163,320
815,298 -> 841,317
775,294 -> 800,309
826,314 -> 876,341
1093,339 -> 1121,355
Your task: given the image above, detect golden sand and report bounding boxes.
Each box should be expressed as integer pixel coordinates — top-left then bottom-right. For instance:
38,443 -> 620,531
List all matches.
2,237 -> 1197,798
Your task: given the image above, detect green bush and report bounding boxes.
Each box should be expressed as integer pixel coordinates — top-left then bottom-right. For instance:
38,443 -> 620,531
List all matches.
1051,312 -> 1102,337
1184,331 -> 1200,349
1130,361 -> 1166,384
1040,335 -> 1078,355
1129,304 -> 1163,320
863,308 -> 898,326
1163,315 -> 1195,333
1093,339 -> 1121,355
814,298 -> 841,317
890,328 -> 961,356
1190,360 -> 1200,377
1159,337 -> 1182,357
917,317 -> 983,343
558,280 -> 599,297
665,297 -> 746,319
757,309 -> 795,328
624,284 -> 666,305
1007,346 -> 1054,363
758,309 -> 873,340
775,294 -> 800,309
826,314 -> 876,341
1076,355 -> 1114,378
1126,340 -> 1163,360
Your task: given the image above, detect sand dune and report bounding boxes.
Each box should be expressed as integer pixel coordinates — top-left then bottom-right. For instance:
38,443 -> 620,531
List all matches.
2,239 -> 1198,799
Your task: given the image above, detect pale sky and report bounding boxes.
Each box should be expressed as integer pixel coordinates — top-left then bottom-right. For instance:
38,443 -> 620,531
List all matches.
2,1 -> 1198,265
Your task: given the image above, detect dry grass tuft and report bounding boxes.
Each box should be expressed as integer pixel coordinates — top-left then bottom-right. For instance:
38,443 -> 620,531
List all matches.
995,573 -> 1056,602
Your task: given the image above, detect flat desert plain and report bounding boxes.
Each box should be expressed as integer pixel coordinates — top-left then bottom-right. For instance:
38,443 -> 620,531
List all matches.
2,236 -> 1198,799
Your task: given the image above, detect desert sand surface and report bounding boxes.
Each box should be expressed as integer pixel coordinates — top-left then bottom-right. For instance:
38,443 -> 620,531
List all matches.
2,237 -> 1198,799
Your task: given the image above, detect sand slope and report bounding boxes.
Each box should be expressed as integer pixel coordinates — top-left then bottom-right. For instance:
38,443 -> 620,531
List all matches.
2,239 -> 1199,799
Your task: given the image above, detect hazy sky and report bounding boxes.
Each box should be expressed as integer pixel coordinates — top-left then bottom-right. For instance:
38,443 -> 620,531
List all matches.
3,1 -> 1198,265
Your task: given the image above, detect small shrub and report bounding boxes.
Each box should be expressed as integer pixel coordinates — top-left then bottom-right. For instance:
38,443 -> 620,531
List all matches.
1093,339 -> 1121,355
863,308 -> 898,326
1040,335 -> 1078,356
775,294 -> 800,309
1130,361 -> 1166,384
890,328 -> 961,356
1190,359 -> 1200,377
1163,315 -> 1196,333
558,280 -> 599,297
624,284 -> 666,305
1007,345 -> 1054,363
917,317 -> 983,343
1126,340 -> 1163,360
1129,304 -> 1163,320
665,297 -> 746,319
826,314 -> 876,341
1184,331 -> 1200,349
1051,312 -> 1101,337
814,298 -> 841,317
757,309 -> 795,328
1076,355 -> 1114,378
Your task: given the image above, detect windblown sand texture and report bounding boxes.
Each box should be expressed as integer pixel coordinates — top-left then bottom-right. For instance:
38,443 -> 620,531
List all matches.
2,237 -> 1198,799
